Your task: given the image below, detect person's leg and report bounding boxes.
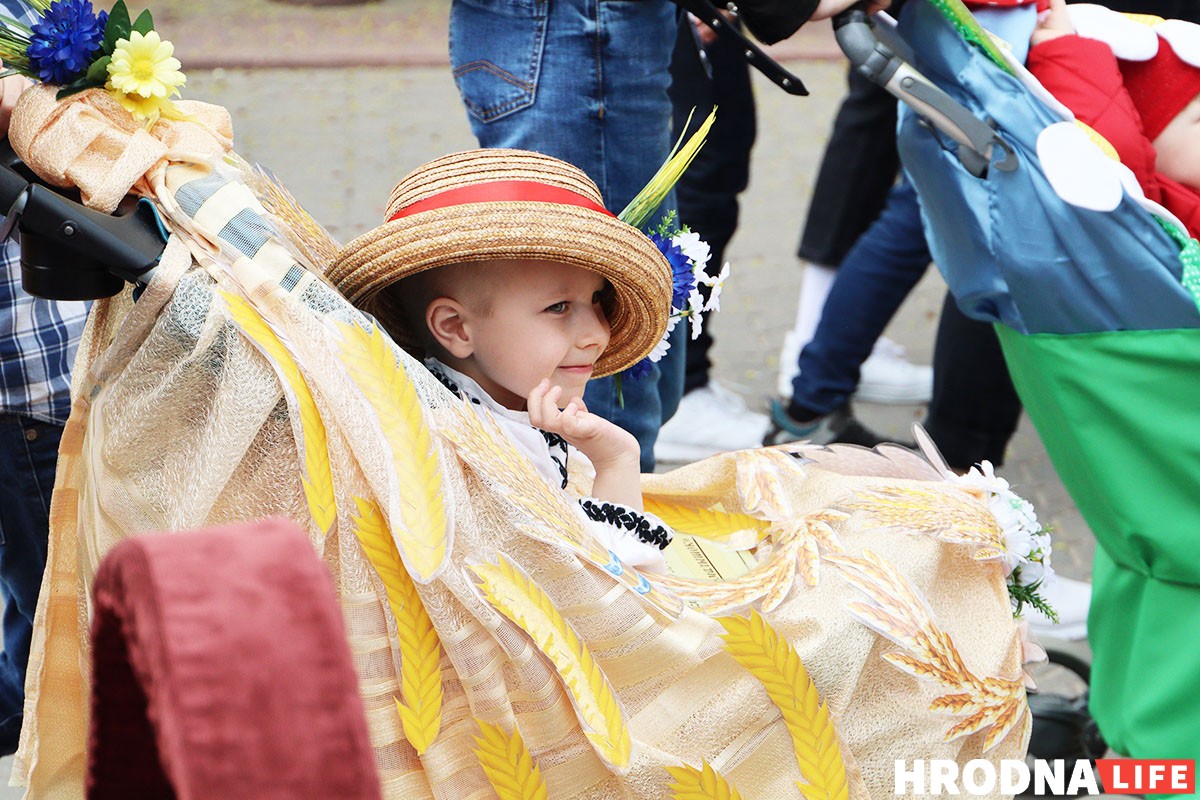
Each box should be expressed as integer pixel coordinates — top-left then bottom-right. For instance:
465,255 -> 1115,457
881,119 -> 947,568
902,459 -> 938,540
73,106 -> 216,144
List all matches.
778,64 -> 930,404
778,65 -> 900,397
0,414 -> 60,755
796,67 -> 901,272
923,293 -> 1023,469
654,16 -> 767,461
591,0 -> 681,463
449,0 -> 677,471
668,16 -> 756,393
765,179 -> 930,445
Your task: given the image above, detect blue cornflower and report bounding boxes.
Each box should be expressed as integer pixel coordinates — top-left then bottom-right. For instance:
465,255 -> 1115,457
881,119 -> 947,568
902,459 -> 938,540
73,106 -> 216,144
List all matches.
27,0 -> 108,85
624,358 -> 653,382
651,233 -> 694,311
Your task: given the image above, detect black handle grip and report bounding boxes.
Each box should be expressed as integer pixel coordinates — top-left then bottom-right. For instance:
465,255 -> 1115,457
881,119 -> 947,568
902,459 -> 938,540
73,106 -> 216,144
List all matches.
0,139 -> 167,300
833,1 -> 874,32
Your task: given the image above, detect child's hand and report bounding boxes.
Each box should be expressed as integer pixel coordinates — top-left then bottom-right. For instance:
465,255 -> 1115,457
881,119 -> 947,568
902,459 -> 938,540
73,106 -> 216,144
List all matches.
1032,0 -> 1074,47
527,380 -> 640,470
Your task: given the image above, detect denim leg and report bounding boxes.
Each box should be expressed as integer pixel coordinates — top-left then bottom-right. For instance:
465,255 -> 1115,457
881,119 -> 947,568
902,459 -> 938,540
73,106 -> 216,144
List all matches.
0,414 -> 60,754
450,0 -> 675,211
449,0 -> 680,469
789,178 -> 931,417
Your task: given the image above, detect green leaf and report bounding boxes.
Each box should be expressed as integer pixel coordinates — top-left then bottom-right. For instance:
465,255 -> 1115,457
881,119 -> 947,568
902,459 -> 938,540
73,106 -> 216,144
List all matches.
102,0 -> 132,53
0,12 -> 33,35
54,72 -> 107,101
55,79 -> 100,101
85,55 -> 111,84
131,9 -> 153,35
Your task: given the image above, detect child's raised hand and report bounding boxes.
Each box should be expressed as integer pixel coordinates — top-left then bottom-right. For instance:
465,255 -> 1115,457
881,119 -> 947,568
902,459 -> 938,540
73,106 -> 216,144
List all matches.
1032,0 -> 1074,47
527,379 -> 640,470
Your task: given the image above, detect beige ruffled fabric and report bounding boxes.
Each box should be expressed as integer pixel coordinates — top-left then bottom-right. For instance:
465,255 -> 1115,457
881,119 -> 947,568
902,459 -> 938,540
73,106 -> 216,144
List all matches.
11,89 -> 1029,799
9,85 -> 232,213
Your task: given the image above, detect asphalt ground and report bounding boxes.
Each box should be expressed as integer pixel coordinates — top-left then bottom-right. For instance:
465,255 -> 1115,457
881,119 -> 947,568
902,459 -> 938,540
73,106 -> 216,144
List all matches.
3,1 -> 1099,791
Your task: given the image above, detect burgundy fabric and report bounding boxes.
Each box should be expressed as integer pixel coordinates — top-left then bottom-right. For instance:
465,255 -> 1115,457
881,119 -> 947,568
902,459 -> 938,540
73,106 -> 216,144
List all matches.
1028,34 -> 1200,237
87,518 -> 381,800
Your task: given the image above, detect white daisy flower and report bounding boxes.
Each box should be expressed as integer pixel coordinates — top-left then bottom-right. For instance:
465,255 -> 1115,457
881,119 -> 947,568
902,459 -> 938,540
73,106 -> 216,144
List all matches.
673,230 -> 711,272
702,261 -> 731,313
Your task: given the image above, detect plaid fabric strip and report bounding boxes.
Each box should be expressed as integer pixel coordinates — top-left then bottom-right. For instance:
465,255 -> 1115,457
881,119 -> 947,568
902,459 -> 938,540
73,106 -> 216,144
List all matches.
0,1 -> 88,424
1,237 -> 90,424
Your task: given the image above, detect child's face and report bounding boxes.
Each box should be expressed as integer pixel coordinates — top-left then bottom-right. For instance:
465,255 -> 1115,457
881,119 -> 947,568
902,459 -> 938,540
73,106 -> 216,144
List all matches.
449,260 -> 611,411
1154,94 -> 1200,191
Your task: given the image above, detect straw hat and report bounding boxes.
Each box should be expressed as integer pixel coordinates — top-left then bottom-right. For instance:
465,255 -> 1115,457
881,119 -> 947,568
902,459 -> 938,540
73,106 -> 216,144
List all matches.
328,149 -> 673,377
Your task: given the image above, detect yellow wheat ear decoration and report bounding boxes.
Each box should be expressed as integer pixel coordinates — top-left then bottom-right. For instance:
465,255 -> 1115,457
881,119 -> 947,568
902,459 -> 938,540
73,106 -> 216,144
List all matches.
469,555 -> 633,772
642,496 -> 767,547
219,291 -> 337,539
472,719 -> 549,800
827,550 -> 1028,752
337,321 -> 449,581
352,498 -> 443,754
666,760 -> 745,800
619,107 -> 717,227
718,612 -> 850,800
841,484 -> 1005,560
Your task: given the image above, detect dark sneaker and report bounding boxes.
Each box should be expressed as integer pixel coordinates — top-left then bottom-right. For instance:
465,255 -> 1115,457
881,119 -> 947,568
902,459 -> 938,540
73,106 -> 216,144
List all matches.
762,398 -> 901,449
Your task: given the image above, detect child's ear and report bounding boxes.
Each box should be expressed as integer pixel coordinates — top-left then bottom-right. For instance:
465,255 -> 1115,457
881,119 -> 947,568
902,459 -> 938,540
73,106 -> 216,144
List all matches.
426,297 -> 473,358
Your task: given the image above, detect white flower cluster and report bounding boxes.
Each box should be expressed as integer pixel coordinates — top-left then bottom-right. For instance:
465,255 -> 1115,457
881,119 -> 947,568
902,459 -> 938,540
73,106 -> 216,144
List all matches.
645,231 -> 729,364
952,461 -> 1055,591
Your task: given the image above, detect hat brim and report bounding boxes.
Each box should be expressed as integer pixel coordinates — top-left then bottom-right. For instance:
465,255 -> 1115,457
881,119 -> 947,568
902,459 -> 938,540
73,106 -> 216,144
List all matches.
330,201 -> 672,378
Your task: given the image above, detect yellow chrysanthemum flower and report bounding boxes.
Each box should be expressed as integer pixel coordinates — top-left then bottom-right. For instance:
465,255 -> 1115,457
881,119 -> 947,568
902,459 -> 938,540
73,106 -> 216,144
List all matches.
108,86 -> 167,124
107,87 -> 189,128
107,30 -> 186,100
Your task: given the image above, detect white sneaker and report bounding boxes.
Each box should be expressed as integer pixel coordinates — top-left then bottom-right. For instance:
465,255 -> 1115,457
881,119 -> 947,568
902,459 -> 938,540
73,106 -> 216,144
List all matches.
656,382 -> 769,463
1027,575 -> 1091,641
855,338 -> 934,405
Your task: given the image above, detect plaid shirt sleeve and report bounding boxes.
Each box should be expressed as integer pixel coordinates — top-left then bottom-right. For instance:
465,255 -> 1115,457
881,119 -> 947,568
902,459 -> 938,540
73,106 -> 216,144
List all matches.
1,1 -> 91,424
0,236 -> 91,425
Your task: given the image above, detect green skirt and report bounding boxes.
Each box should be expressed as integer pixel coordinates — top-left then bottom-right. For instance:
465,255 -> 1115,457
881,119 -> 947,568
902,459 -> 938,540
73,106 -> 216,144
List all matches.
998,326 -> 1200,765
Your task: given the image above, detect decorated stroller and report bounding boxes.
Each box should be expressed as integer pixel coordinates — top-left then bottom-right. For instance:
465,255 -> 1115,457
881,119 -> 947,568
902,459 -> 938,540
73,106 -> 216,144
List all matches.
838,0 -> 1200,761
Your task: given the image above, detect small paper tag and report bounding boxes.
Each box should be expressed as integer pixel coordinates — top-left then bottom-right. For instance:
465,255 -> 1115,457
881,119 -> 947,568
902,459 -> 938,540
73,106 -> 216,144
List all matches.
664,534 -> 756,585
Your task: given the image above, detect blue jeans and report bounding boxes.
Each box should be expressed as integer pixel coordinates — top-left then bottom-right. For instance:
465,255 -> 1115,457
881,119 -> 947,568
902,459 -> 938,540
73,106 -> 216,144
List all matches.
790,178 -> 931,416
0,413 -> 60,754
449,0 -> 682,471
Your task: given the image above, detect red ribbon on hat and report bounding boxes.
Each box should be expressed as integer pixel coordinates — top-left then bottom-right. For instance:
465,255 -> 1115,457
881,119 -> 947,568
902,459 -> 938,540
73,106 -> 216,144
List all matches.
388,180 -> 616,222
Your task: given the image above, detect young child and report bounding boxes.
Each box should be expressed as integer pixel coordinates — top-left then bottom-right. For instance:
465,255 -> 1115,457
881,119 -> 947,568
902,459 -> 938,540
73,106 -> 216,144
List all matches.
1029,0 -> 1200,235
329,148 -> 677,571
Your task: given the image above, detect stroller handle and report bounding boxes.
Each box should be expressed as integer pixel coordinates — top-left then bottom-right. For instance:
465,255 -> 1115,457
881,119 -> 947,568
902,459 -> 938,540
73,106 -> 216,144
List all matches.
0,139 -> 166,300
833,3 -> 1016,177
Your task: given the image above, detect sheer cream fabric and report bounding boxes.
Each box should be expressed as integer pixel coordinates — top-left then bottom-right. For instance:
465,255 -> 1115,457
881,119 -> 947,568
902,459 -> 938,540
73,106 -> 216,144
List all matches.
10,87 -> 1027,799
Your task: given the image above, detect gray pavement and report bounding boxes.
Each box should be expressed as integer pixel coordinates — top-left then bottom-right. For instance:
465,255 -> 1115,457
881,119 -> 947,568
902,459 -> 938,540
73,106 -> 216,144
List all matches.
2,3 -> 1098,791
